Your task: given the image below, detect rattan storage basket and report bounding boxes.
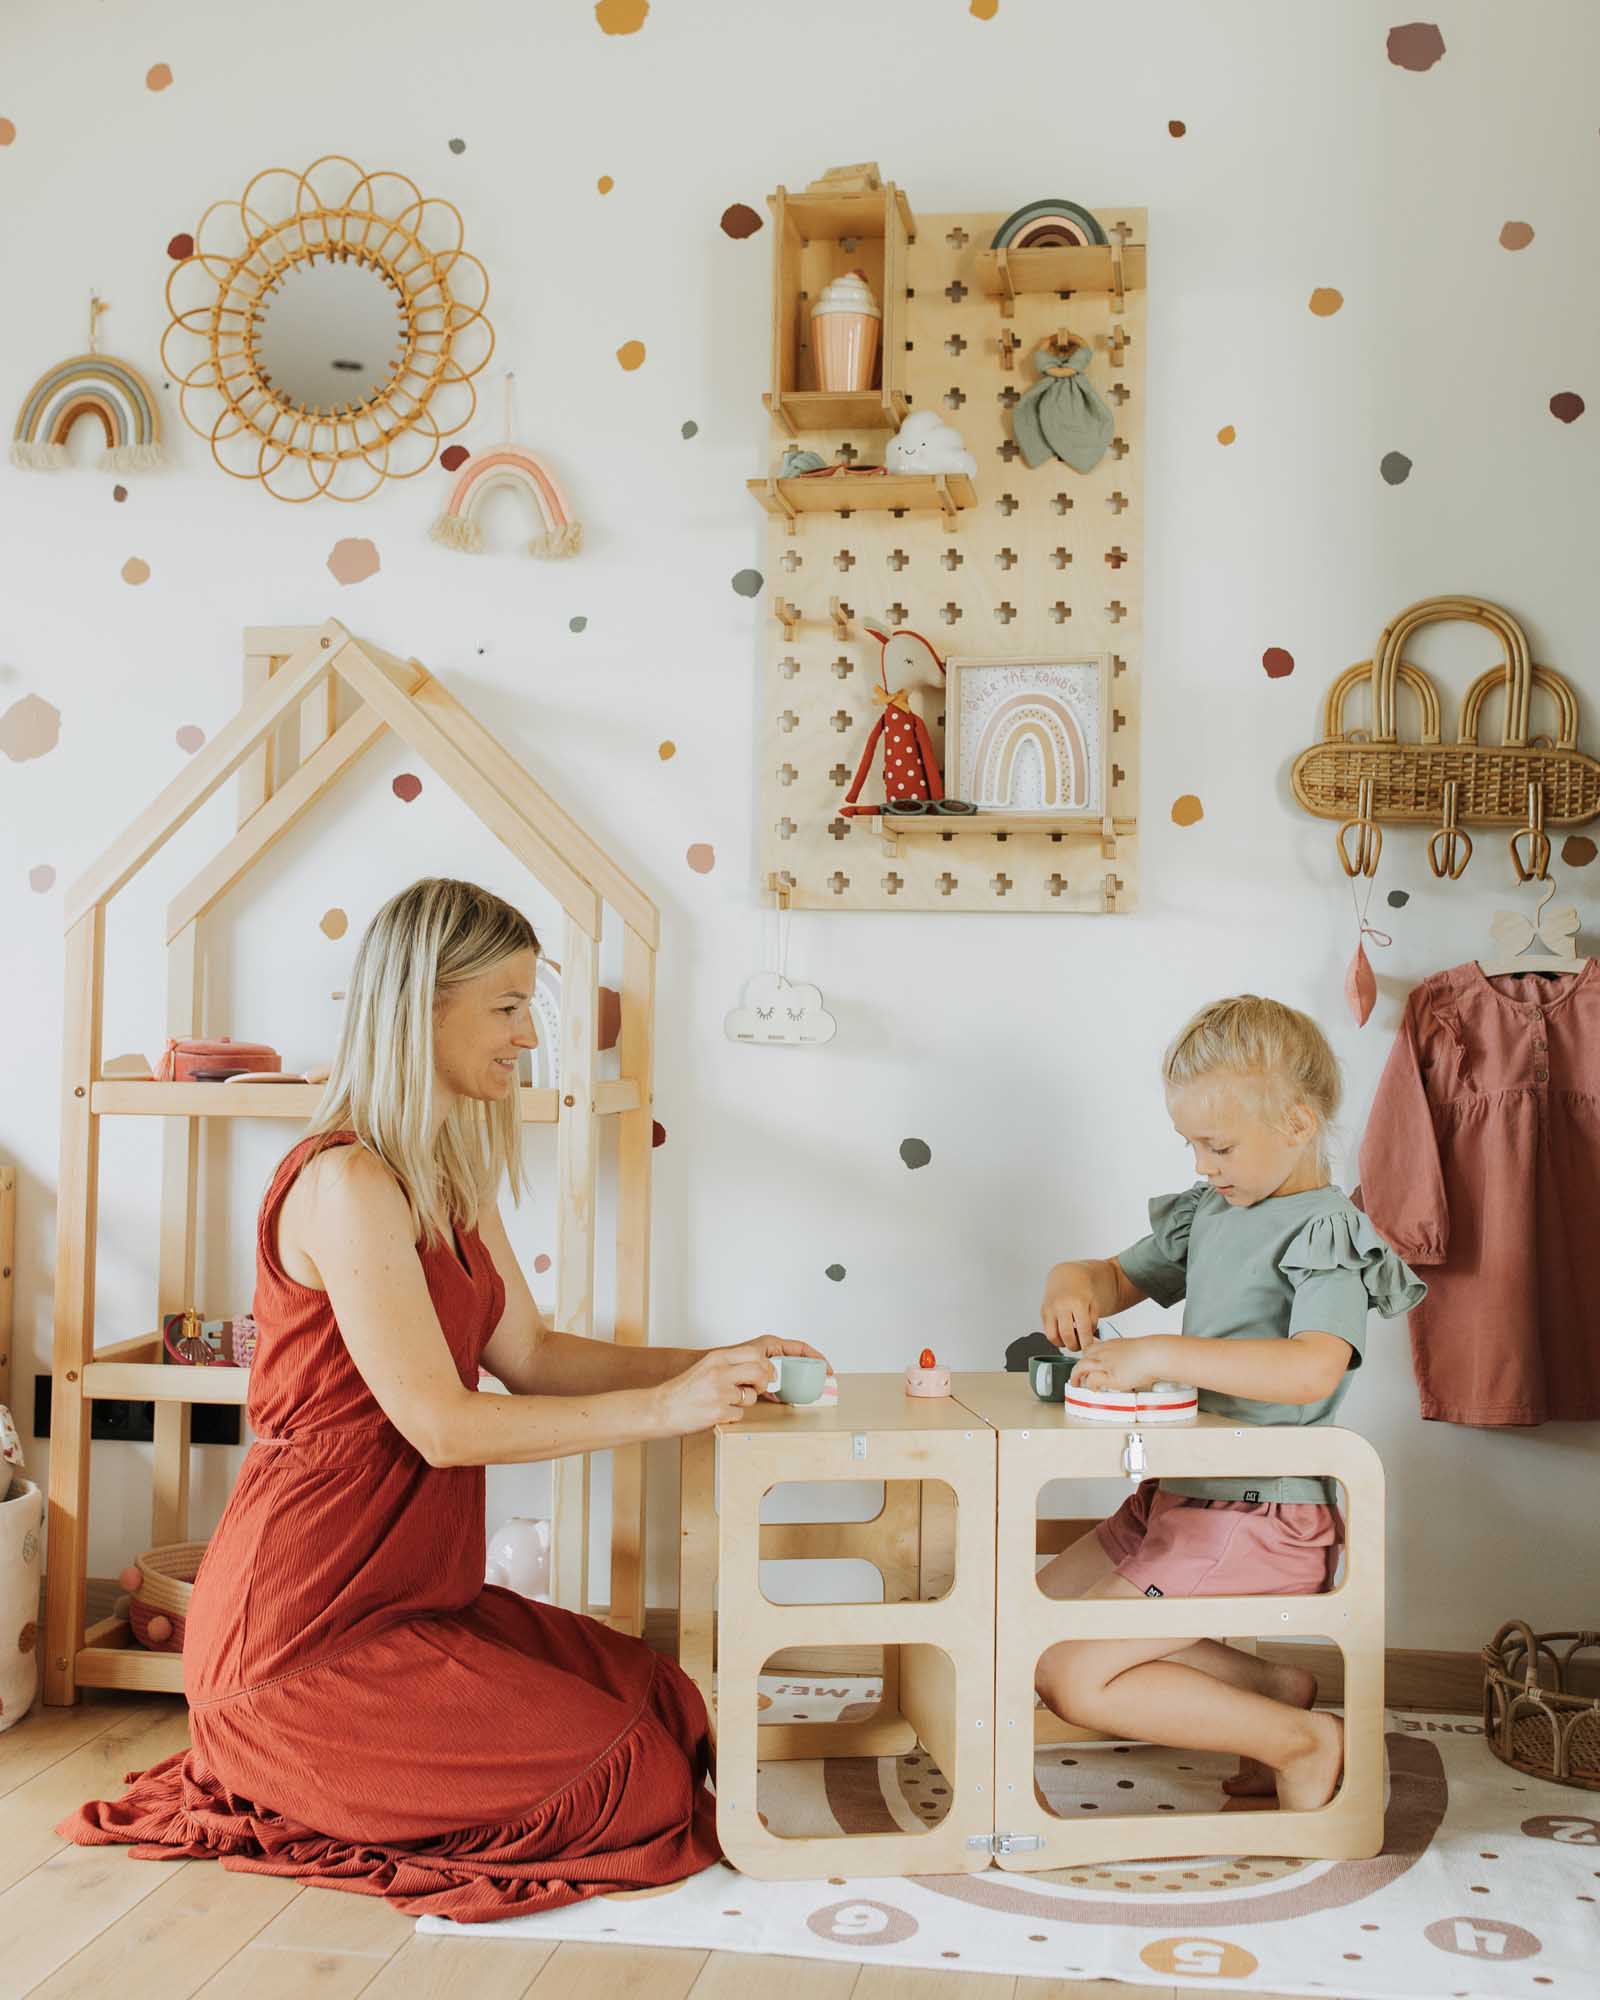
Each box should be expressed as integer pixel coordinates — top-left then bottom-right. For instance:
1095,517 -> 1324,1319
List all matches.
126,1540 -> 207,1653
1482,1621 -> 1600,1790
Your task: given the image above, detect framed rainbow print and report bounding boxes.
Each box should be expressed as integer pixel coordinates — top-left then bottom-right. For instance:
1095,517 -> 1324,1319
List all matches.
945,653 -> 1110,822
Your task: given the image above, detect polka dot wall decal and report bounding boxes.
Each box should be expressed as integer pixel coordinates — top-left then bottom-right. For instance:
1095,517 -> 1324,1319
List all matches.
720,203 -> 763,240
328,537 -> 380,585
167,232 -> 194,260
1550,392 -> 1585,424
569,615 -> 588,633
1387,22 -> 1445,71
597,175 -> 614,194
146,63 -> 174,90
440,445 -> 470,471
0,694 -> 61,763
616,340 -> 646,371
29,865 -> 55,893
599,986 -> 622,1051
970,0 -> 999,17
686,842 -> 716,874
658,740 -> 676,759
1500,221 -> 1535,251
1562,834 -> 1597,867
825,1263 -> 846,1281
1381,450 -> 1413,484
1171,793 -> 1205,825
175,724 -> 205,753
1388,888 -> 1410,907
1216,424 -> 1236,445
1168,119 -> 1186,137
900,1137 -> 932,1170
731,568 -> 764,597
320,908 -> 349,939
392,773 -> 422,802
121,556 -> 150,585
595,0 -> 649,33
681,420 -> 698,439
448,137 -> 466,154
652,1120 -> 666,1148
0,119 -> 14,145
1309,287 -> 1345,317
112,484 -> 127,502
533,1254 -> 551,1274
1262,646 -> 1295,679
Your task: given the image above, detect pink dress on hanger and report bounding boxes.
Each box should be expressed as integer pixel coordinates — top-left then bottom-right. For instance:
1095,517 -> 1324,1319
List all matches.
1358,959 -> 1600,1425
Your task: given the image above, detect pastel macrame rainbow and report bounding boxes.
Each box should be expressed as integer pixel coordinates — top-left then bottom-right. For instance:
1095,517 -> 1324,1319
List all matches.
12,352 -> 165,472
430,447 -> 582,558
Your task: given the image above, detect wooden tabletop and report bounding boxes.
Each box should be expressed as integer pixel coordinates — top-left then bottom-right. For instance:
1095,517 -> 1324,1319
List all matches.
718,1370 -> 988,1435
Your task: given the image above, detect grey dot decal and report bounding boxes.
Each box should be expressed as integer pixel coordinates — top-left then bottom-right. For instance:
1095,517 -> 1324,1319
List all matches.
731,568 -> 764,598
825,1263 -> 846,1282
900,1137 -> 932,1170
1380,451 -> 1413,485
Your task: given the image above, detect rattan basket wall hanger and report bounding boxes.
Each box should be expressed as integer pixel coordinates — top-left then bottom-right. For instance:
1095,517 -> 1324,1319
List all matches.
1291,595 -> 1600,882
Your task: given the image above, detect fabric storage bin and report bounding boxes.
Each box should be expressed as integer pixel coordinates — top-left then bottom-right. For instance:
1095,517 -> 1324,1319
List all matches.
0,1477 -> 43,1732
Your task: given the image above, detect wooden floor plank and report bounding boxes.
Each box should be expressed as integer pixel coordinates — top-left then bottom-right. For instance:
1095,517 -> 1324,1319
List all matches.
0,1694 -> 156,1799
24,1858 -> 301,2000
855,1970 -> 1014,1999
0,1702 -> 190,1893
190,1884 -> 416,2000
234,1882 -> 418,1956
529,1940 -> 711,2000
689,1949 -> 861,2000
361,1932 -> 558,1999
0,1841 -> 182,1994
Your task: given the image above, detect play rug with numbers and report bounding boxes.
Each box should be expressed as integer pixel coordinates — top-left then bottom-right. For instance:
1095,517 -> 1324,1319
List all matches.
420,1677 -> 1597,1998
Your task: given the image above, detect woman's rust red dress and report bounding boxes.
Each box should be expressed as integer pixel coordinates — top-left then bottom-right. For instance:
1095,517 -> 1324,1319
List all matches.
58,1134 -> 722,1921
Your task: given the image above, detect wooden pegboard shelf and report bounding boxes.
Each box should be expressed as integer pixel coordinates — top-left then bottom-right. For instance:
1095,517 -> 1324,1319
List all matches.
976,242 -> 1147,315
871,811 -> 1138,841
748,471 -> 977,529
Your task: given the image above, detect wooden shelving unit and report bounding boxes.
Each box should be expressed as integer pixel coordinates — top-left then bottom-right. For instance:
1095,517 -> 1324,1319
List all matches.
869,810 -> 1138,841
975,242 -> 1147,315
747,470 -> 977,531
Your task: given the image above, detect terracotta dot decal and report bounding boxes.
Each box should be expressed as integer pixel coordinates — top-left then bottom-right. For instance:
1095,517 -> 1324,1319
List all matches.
1387,22 -> 1446,71
1172,793 -> 1205,825
167,232 -> 194,260
720,203 -> 763,240
1388,889 -> 1410,907
112,484 -> 127,502
652,1120 -> 666,1149
146,63 -> 174,91
1500,221 -> 1535,251
1168,119 -> 1187,137
658,740 -> 676,760
121,556 -> 150,585
1262,647 -> 1295,679
0,695 -> 62,763
569,616 -> 588,633
0,119 -> 14,145
448,138 -> 466,155
1562,835 -> 1597,868
1550,392 -> 1585,424
533,1253 -> 552,1274
595,0 -> 649,32
1381,450 -> 1413,485
731,568 -> 764,598
900,1137 -> 932,1171
686,843 -> 716,874
328,537 -> 380,585
616,340 -> 646,372
440,445 -> 470,471
175,724 -> 205,753
1309,287 -> 1345,317
599,986 -> 622,1051
825,1263 -> 846,1282
970,0 -> 999,17
392,773 -> 422,803
681,420 -> 698,439
28,865 -> 55,893
320,908 -> 349,939
1216,424 -> 1236,445
597,175 -> 614,194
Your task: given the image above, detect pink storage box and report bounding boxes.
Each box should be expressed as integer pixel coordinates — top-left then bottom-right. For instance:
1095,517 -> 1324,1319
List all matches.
156,1037 -> 281,1082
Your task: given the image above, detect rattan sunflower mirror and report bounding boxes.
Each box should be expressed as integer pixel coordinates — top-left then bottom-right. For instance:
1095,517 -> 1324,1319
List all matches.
163,155 -> 493,502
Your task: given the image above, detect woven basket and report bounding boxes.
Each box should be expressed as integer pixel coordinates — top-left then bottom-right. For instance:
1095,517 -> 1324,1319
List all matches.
1482,1620 -> 1600,1790
126,1540 -> 206,1653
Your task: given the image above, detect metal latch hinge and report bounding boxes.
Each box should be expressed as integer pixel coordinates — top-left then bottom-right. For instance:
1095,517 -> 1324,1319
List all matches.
967,1831 -> 1045,1856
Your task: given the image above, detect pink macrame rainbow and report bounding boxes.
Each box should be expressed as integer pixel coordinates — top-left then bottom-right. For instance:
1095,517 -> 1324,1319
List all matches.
430,446 -> 582,558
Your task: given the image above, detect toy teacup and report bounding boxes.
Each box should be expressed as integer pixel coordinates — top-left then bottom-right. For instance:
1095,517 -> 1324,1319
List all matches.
769,1354 -> 828,1405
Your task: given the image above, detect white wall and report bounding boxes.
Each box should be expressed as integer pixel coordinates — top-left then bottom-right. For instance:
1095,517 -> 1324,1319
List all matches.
2,0 -> 1597,1650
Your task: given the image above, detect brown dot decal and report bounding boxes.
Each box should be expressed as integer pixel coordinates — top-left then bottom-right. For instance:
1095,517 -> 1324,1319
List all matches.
440,445 -> 470,472
1309,287 -> 1345,317
595,0 -> 649,32
112,484 -> 128,502
598,985 -> 622,1051
1562,835 -> 1597,868
1551,392 -> 1585,424
0,119 -> 15,145
1263,647 -> 1295,679
533,1253 -> 551,1274
0,694 -> 61,763
652,1120 -> 666,1148
686,842 -> 716,874
1172,793 -> 1205,825
1216,424 -> 1236,445
1500,221 -> 1535,251
1168,119 -> 1187,137
175,725 -> 205,754
392,773 -> 422,803
720,203 -> 763,239
597,175 -> 614,194
970,0 -> 999,16
1387,22 -> 1446,71
18,1621 -> 36,1654
28,865 -> 55,893
616,340 -> 646,371
166,232 -> 194,260
146,63 -> 174,90
121,556 -> 150,585
328,537 -> 380,585
658,739 -> 676,760
320,908 -> 349,939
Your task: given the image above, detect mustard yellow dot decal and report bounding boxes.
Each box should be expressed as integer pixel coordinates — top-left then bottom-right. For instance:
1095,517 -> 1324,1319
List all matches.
146,63 -> 173,91
658,740 -> 676,760
1308,287 -> 1344,317
0,119 -> 16,145
321,908 -> 349,939
616,340 -> 646,371
595,0 -> 648,34
597,175 -> 614,194
121,557 -> 150,585
1171,794 -> 1204,827
1216,424 -> 1236,445
970,0 -> 999,17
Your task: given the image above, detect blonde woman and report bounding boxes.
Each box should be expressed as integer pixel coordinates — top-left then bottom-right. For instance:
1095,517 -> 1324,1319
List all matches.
62,879 -> 825,1921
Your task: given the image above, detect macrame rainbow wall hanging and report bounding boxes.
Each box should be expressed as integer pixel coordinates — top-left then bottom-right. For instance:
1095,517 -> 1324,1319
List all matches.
431,447 -> 582,558
12,351 -> 165,472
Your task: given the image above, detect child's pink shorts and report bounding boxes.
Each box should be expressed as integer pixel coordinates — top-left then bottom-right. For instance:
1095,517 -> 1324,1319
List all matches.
1095,1479 -> 1342,1597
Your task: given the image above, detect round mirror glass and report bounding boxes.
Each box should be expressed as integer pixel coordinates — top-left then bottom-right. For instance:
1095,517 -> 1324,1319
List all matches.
254,255 -> 409,412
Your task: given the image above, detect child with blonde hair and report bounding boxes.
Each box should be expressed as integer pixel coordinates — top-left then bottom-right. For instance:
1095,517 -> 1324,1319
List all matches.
1036,995 -> 1424,1811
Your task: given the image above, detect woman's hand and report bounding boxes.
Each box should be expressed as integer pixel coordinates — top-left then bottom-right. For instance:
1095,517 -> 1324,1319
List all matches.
1040,1262 -> 1101,1352
1069,1336 -> 1168,1394
655,1336 -> 831,1436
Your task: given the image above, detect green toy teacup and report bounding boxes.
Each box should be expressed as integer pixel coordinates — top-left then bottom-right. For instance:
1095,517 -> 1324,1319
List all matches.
770,1355 -> 828,1405
1030,1354 -> 1073,1402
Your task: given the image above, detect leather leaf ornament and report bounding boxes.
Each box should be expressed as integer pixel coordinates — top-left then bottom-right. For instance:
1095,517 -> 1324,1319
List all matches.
1346,936 -> 1377,1027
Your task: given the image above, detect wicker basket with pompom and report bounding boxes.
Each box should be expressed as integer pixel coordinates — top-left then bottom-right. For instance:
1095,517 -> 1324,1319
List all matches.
117,1541 -> 206,1652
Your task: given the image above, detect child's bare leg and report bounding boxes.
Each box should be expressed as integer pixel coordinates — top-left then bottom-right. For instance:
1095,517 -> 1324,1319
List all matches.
1035,1579 -> 1343,1812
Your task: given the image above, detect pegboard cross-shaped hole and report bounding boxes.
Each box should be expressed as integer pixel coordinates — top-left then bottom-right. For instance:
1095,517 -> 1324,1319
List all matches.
995,602 -> 1017,624
995,547 -> 1017,570
1049,601 -> 1072,623
835,442 -> 861,466
779,709 -> 799,733
1108,600 -> 1128,624
997,386 -> 1020,410
1050,547 -> 1072,570
834,548 -> 856,572
940,602 -> 963,625
996,492 -> 1019,516
780,549 -> 802,572
830,762 -> 850,786
937,871 -> 959,897
830,708 -> 853,733
828,817 -> 850,841
888,547 -> 909,571
1110,435 -> 1130,460
839,235 -> 859,253
991,871 -> 1014,897
945,332 -> 968,357
943,385 -> 967,410
1052,493 -> 1074,515
1108,491 -> 1128,515
995,438 -> 1022,462
831,655 -> 854,680
779,655 -> 800,680
941,547 -> 964,571
828,870 -> 850,895
1112,653 -> 1127,679
1047,872 -> 1069,898
945,225 -> 970,249
779,763 -> 798,787
1109,381 -> 1130,407
886,601 -> 908,623
1109,220 -> 1134,248
777,817 -> 797,840
1106,546 -> 1128,570
882,871 -> 905,895
944,278 -> 969,304
773,869 -> 796,892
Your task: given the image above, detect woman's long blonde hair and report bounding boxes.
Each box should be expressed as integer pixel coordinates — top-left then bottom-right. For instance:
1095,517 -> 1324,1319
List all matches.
307,878 -> 540,1246
1162,995 -> 1342,1167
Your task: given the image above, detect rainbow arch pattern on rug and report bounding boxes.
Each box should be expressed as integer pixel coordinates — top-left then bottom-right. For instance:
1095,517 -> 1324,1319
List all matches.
12,351 -> 165,471
431,446 -> 583,558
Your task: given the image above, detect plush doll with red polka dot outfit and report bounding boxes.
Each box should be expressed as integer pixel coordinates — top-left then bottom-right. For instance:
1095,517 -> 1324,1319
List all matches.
840,623 -> 947,816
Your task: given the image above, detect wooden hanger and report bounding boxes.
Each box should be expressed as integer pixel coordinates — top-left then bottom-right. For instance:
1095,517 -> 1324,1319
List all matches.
1479,875 -> 1588,978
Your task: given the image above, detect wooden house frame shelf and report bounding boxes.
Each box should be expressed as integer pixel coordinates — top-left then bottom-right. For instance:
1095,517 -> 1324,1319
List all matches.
43,619 -> 661,1704
748,472 -> 977,532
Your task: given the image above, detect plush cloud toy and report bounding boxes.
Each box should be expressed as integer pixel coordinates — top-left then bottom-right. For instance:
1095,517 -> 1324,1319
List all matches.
884,410 -> 977,477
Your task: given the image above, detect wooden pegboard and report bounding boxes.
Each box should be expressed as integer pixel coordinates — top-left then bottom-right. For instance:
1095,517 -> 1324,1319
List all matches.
757,207 -> 1146,913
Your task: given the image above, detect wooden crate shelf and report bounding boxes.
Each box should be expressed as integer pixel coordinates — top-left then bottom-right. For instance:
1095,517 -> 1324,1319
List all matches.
976,242 -> 1147,314
83,1359 -> 249,1405
748,471 -> 977,530
75,1620 -> 186,1694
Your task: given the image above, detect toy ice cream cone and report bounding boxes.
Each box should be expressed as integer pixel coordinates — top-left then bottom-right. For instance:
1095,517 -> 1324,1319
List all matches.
812,270 -> 881,392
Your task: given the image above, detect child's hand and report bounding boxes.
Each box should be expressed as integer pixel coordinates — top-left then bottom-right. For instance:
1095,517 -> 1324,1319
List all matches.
1040,1263 -> 1100,1351
1069,1337 -> 1166,1394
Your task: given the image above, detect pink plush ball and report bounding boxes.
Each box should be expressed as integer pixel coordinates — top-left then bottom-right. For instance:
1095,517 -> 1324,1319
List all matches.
145,1614 -> 173,1644
118,1565 -> 144,1591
